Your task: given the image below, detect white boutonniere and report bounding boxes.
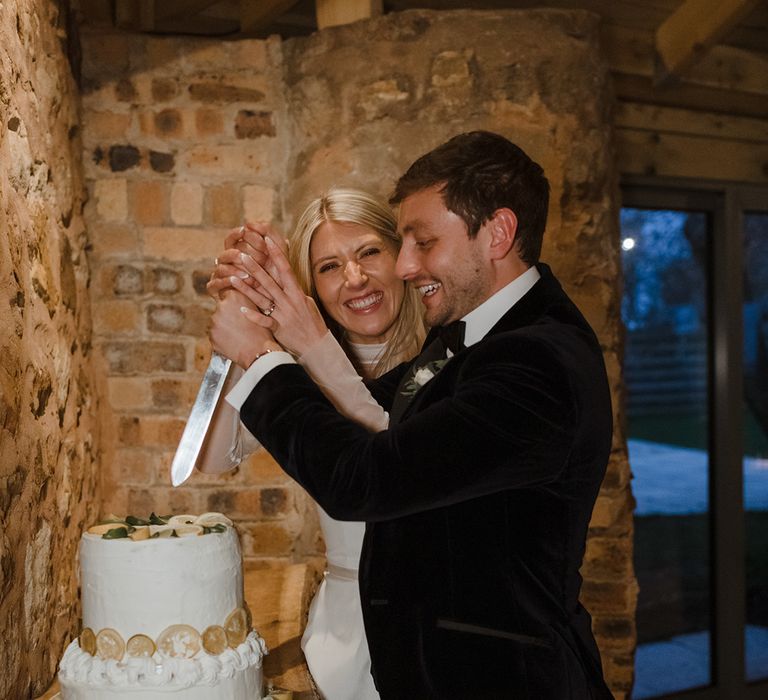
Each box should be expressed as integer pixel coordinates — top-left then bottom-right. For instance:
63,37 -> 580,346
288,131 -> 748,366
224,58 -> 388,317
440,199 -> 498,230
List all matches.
401,358 -> 449,399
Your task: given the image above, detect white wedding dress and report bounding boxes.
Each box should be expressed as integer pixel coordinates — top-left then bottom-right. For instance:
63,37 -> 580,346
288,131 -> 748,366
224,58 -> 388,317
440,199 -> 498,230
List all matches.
204,333 -> 388,700
301,510 -> 378,699
299,340 -> 386,700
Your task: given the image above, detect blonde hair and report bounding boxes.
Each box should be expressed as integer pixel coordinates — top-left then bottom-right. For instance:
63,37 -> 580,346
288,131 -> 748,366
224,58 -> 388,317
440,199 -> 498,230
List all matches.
288,187 -> 425,377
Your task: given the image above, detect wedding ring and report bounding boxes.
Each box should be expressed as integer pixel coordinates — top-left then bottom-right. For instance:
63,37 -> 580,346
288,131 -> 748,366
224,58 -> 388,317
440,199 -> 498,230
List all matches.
262,303 -> 276,317
239,225 -> 246,235
214,257 -> 219,266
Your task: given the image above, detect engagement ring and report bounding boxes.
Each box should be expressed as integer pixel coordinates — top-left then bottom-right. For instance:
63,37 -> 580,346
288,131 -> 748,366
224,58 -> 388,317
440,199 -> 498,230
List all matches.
262,303 -> 276,317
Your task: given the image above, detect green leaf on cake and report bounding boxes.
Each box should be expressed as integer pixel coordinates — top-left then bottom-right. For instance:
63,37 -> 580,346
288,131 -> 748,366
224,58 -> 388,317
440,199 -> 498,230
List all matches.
126,515 -> 150,526
102,527 -> 129,539
210,524 -> 226,533
149,512 -> 168,525
201,524 -> 226,535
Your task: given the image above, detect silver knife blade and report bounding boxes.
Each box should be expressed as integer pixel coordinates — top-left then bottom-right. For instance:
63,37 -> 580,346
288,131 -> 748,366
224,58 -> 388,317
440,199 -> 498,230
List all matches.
170,351 -> 233,487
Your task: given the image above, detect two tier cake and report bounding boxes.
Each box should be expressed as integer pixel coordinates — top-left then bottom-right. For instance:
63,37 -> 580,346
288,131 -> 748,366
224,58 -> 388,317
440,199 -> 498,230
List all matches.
58,512 -> 267,700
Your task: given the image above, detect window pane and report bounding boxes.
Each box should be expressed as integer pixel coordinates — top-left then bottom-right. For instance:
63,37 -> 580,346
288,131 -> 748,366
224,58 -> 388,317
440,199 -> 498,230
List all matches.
621,208 -> 712,698
743,211 -> 768,683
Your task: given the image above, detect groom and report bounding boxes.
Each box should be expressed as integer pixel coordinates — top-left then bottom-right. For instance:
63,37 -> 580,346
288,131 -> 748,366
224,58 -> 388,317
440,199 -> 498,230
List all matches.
212,131 -> 613,699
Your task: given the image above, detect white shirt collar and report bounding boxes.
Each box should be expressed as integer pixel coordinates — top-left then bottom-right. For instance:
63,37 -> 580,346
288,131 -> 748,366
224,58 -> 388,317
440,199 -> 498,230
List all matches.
460,266 -> 541,347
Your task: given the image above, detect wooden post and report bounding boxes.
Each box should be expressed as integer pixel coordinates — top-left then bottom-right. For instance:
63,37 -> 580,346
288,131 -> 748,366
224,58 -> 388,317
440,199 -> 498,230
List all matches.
240,0 -> 302,35
316,0 -> 382,30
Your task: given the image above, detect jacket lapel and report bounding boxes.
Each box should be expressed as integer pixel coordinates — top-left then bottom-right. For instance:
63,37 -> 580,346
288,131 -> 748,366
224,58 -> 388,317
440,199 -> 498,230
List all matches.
389,332 -> 446,424
391,264 -> 565,424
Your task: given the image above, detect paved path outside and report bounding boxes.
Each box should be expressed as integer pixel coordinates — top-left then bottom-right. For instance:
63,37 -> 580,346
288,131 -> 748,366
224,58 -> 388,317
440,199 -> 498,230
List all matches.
634,625 -> 768,698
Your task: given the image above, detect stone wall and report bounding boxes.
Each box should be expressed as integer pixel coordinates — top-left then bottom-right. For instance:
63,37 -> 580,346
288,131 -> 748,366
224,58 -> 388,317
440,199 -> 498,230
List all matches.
0,1 -> 100,697
78,8 -> 634,697
278,11 -> 633,694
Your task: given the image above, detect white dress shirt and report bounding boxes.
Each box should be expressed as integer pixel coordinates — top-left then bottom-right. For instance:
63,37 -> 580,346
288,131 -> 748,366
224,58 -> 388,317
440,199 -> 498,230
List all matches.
453,264 -> 540,352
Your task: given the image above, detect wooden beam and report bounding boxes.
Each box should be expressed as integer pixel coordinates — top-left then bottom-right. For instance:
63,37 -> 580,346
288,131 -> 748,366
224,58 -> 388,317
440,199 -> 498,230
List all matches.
655,0 -> 763,83
114,0 -> 153,31
240,0 -> 301,35
613,72 -> 768,121
115,0 -> 222,31
154,0 -> 221,22
614,103 -> 768,145
615,127 -> 768,184
316,0 -> 382,30
603,25 -> 768,97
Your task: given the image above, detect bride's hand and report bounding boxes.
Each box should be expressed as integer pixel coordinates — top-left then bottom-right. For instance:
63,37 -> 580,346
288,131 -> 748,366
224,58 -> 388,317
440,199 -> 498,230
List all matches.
209,290 -> 280,369
229,237 -> 329,357
206,222 -> 288,298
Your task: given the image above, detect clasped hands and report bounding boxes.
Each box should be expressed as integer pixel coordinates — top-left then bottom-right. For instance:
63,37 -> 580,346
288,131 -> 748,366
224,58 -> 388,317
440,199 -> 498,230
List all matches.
207,223 -> 327,369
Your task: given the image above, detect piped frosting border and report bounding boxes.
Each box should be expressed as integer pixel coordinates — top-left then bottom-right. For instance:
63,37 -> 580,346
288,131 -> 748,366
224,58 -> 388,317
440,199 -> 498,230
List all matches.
59,630 -> 267,689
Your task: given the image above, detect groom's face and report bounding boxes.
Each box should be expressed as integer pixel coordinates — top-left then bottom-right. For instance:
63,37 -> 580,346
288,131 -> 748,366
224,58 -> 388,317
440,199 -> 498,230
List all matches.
396,186 -> 492,327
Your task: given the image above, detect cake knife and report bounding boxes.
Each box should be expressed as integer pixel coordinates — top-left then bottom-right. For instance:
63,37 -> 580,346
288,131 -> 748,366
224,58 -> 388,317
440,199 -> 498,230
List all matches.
170,351 -> 233,487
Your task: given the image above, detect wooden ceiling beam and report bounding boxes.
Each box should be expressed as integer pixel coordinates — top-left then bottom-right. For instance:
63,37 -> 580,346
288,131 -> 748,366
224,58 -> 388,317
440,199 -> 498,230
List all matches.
240,0 -> 302,35
115,0 -> 224,31
655,0 -> 763,84
154,0 -> 222,22
316,0 -> 382,30
115,0 -> 152,31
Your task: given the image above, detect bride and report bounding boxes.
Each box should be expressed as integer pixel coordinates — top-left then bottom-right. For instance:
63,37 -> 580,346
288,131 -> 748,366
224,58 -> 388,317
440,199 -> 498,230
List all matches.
202,188 -> 425,699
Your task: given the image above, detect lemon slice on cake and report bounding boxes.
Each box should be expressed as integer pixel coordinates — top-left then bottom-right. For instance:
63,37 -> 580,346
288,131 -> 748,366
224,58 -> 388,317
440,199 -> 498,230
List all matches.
96,628 -> 125,660
129,526 -> 150,541
149,524 -> 174,538
126,633 -> 156,657
87,522 -> 126,536
224,608 -> 248,647
79,628 -> 96,656
195,512 -> 233,527
174,524 -> 204,537
157,624 -> 202,658
202,625 -> 229,655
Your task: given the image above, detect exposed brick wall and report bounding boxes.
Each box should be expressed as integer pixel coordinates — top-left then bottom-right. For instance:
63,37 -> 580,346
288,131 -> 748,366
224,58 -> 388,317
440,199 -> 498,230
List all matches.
76,26 -> 317,567
77,8 -> 634,697
0,1 -> 100,697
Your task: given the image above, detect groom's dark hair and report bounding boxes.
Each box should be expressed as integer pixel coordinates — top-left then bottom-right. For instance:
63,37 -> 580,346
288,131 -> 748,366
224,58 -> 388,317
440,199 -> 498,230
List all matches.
390,131 -> 550,265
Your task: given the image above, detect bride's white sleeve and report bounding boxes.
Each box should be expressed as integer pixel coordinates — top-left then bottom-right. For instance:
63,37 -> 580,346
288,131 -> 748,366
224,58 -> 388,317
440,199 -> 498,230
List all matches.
199,332 -> 387,475
297,331 -> 389,432
196,365 -> 261,474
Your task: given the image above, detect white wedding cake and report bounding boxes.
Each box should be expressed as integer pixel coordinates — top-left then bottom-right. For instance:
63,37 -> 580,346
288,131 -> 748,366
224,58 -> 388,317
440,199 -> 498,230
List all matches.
58,513 -> 267,700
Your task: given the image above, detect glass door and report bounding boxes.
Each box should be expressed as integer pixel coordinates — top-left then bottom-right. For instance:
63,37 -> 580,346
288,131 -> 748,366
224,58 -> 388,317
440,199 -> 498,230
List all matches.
621,204 -> 713,698
622,184 -> 768,700
742,209 -> 768,685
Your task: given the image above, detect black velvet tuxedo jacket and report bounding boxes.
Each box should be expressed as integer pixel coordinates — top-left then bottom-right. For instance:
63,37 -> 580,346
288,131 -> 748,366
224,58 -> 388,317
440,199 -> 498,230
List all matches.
241,264 -> 613,699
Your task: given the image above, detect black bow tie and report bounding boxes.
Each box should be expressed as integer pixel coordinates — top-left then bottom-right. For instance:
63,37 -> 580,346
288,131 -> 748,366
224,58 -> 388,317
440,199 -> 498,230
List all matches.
438,320 -> 466,354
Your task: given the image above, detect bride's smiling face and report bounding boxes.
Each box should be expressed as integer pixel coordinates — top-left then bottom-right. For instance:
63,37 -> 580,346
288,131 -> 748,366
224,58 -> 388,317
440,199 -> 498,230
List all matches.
310,220 -> 405,345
